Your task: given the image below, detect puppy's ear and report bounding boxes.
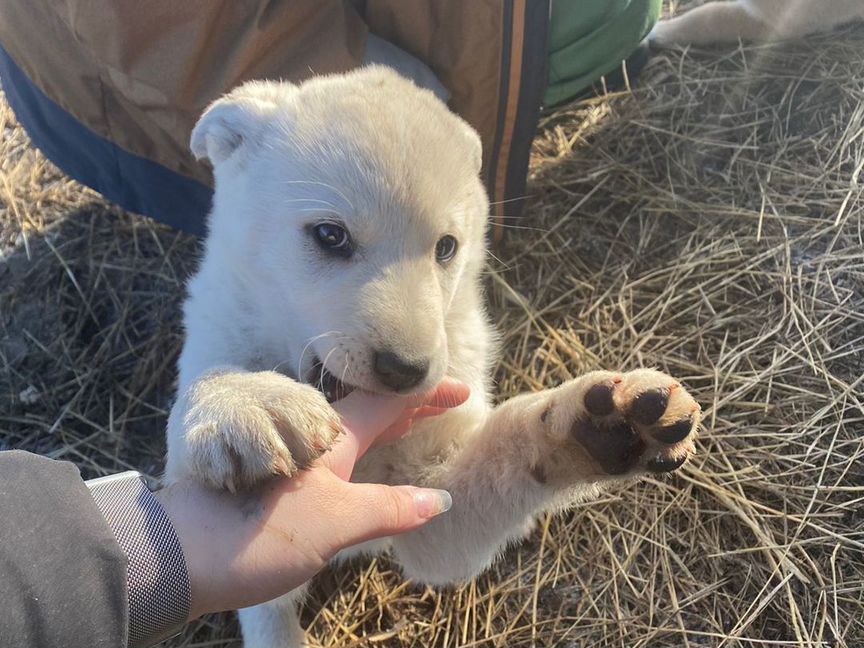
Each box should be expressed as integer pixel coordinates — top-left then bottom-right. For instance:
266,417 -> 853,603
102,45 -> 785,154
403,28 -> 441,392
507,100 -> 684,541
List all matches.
190,83 -> 285,165
458,120 -> 483,175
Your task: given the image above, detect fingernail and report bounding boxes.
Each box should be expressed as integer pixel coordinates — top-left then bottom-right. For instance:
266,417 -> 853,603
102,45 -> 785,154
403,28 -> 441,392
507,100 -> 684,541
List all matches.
413,488 -> 452,518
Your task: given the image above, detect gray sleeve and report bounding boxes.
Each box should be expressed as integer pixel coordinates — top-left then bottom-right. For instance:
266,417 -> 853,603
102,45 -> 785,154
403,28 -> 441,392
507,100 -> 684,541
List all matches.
0,450 -> 128,648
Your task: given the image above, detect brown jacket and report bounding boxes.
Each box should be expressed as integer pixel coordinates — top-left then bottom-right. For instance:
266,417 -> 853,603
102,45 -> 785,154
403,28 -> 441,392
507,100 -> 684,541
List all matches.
0,1 -> 548,237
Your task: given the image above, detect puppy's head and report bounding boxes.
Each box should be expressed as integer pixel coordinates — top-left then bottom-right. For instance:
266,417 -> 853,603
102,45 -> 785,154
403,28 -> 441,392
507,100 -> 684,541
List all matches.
191,67 -> 488,397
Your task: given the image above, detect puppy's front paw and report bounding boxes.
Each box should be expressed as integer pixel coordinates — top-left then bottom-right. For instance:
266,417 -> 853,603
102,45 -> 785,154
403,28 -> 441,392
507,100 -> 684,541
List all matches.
170,371 -> 342,491
533,369 -> 700,484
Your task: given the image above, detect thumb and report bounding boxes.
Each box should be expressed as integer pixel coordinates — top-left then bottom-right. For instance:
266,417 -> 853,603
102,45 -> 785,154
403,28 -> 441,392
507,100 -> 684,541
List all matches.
326,481 -> 452,550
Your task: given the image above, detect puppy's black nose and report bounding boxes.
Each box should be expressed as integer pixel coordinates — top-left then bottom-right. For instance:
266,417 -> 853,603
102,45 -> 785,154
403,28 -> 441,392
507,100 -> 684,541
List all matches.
374,350 -> 429,391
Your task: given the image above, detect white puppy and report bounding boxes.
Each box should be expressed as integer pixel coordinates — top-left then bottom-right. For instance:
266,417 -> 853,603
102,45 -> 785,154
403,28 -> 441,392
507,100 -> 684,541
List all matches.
651,0 -> 864,47
165,67 -> 701,648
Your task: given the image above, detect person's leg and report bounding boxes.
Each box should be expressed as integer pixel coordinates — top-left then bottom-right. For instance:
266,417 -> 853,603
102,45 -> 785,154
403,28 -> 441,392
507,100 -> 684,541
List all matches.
544,0 -> 663,107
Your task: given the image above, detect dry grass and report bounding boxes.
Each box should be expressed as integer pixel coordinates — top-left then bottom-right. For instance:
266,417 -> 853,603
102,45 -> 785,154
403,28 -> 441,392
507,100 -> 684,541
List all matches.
2,7 -> 864,647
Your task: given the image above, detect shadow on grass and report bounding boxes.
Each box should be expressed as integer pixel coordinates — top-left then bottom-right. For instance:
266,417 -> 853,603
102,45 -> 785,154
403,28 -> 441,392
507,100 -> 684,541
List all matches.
0,202 -> 199,479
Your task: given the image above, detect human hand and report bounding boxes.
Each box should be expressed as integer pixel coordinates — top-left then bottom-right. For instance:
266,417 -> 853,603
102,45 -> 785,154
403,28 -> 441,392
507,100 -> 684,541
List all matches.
156,378 -> 470,619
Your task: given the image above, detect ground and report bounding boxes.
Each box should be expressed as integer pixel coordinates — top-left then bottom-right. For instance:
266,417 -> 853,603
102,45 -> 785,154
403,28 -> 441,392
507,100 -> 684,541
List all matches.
1,5 -> 863,647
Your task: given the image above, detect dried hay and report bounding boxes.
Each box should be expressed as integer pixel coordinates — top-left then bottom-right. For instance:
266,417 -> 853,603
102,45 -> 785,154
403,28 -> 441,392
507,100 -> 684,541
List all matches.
1,6 -> 863,646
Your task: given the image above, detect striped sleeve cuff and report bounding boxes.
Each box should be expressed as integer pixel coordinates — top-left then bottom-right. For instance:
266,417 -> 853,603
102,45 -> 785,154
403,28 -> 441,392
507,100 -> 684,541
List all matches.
87,472 -> 191,648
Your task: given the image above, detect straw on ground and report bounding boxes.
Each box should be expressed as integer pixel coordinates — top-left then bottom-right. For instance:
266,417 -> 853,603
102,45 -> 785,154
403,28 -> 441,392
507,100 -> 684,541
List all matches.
1,5 -> 862,646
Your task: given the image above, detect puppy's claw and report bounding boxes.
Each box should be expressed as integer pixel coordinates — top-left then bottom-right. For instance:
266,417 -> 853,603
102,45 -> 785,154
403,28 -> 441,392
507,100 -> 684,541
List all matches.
646,453 -> 687,473
653,418 -> 694,444
273,455 -> 292,476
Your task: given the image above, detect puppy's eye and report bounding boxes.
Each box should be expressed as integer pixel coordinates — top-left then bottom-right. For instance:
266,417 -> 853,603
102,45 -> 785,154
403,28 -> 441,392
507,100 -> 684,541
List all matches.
435,235 -> 458,264
312,222 -> 353,257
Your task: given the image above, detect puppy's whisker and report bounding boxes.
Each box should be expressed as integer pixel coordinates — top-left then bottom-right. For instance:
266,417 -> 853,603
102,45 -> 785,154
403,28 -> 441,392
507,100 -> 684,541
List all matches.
297,331 -> 343,378
281,198 -> 339,207
485,249 -> 510,269
291,208 -> 344,216
314,347 -> 341,395
487,194 -> 529,207
339,358 -> 352,393
280,180 -> 355,212
487,221 -> 550,233
270,358 -> 295,375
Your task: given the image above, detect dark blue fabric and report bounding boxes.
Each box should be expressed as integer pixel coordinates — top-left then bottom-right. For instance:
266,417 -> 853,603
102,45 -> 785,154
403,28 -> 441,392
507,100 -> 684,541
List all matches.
0,44 -> 211,236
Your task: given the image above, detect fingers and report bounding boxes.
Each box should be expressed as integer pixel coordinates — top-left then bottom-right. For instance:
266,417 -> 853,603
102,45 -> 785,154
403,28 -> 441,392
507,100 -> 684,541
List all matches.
325,391 -> 409,478
332,390 -> 413,440
332,377 -> 470,438
420,378 -> 471,409
413,405 -> 447,419
375,417 -> 416,446
325,378 -> 471,478
323,480 -> 453,553
371,378 -> 470,446
373,379 -> 471,447
371,405 -> 449,447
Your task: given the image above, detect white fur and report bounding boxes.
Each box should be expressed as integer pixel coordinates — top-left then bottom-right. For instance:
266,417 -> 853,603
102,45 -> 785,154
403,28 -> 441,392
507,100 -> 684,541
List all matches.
651,0 -> 864,47
166,67 -> 699,647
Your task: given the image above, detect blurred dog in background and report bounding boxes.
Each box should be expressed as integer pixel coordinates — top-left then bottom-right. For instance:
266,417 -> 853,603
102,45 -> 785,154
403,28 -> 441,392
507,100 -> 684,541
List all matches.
651,0 -> 864,46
